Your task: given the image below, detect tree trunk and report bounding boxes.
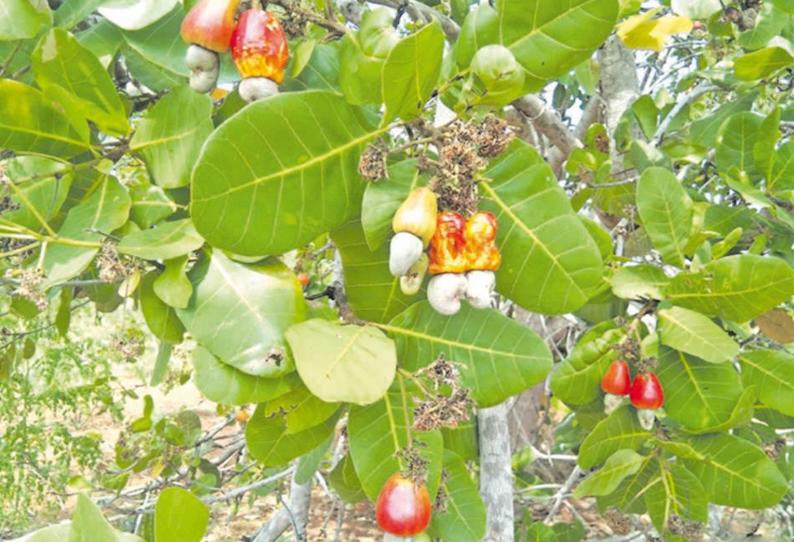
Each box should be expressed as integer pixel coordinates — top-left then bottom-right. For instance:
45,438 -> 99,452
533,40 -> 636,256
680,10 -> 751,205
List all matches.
478,402 -> 515,542
252,471 -> 312,542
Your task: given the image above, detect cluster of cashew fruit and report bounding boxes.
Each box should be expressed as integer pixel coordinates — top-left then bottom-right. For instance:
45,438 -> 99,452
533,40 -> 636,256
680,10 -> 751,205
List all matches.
389,188 -> 501,316
601,359 -> 665,430
180,0 -> 289,102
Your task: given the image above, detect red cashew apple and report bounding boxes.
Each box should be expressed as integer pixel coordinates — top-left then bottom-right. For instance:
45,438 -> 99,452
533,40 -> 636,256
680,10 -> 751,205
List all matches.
180,0 -> 240,93
375,474 -> 432,537
602,360 -> 631,396
231,8 -> 289,102
630,372 -> 664,430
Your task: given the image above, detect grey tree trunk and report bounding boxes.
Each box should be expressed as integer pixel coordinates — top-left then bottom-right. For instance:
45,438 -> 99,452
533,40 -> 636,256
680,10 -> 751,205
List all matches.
253,471 -> 312,542
478,402 -> 515,542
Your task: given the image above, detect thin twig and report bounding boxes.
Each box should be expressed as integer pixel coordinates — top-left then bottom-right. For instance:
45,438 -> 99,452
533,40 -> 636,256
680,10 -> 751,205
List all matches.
544,466 -> 582,524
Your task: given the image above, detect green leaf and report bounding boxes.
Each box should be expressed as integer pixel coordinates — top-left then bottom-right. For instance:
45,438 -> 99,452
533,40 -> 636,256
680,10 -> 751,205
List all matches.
716,112 -> 764,179
56,286 -> 73,336
3,156 -> 73,231
682,433 -> 787,508
578,406 -> 651,470
665,254 -> 794,323
286,319 -> 396,406
551,326 -> 625,407
245,407 -> 339,467
191,90 -> 382,256
479,140 -> 604,314
70,494 -> 136,542
609,264 -> 669,300
738,350 -> 794,417
338,9 -> 399,105
118,219 -> 204,261
382,21 -> 444,123
329,454 -> 367,503
738,2 -> 787,50
150,341 -> 171,386
735,44 -> 794,80
140,271 -> 185,344
55,0 -> 104,30
656,347 -> 746,433
348,380 -> 444,500
658,306 -> 739,363
98,0 -> 178,31
429,451 -> 487,542
42,176 -> 131,286
32,28 -> 129,136
643,459 -> 708,532
360,159 -> 428,251
689,92 -> 757,149
0,79 -> 90,158
575,449 -> 645,497
764,139 -> 794,193
154,487 -> 209,542
119,6 -> 188,84
383,301 -> 552,407
176,252 -> 306,377
265,385 -> 340,434
456,0 -> 619,91
636,167 -> 693,268
154,256 -> 192,309
191,347 -> 295,406
282,42 -> 341,93
295,436 -> 332,484
129,183 -> 177,229
0,0 -> 51,40
130,86 -> 213,189
331,220 -> 417,324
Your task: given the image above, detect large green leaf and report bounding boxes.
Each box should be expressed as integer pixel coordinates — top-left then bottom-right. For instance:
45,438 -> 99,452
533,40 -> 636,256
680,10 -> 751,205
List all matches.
130,86 -> 213,189
665,254 -> 794,323
360,159 -> 428,251
456,0 -> 619,91
735,45 -> 794,80
716,112 -> 763,179
0,79 -> 90,158
140,271 -> 185,344
129,183 -> 177,230
191,90 -> 382,256
348,378 -> 444,501
3,156 -> 72,231
286,319 -> 397,406
382,301 -> 552,407
191,347 -> 296,406
738,349 -> 794,417
635,167 -> 693,268
578,406 -> 651,470
658,306 -> 739,364
245,406 -> 339,467
575,449 -> 646,497
479,140 -> 603,314
634,458 -> 708,533
32,28 -> 129,136
0,0 -> 51,40
176,252 -> 306,377
683,433 -> 787,509
263,384 -> 340,434
154,256 -> 192,309
429,451 -> 487,542
331,220 -> 417,324
70,494 -> 142,542
338,8 -> 399,105
656,347 -> 750,433
42,176 -> 131,286
154,487 -> 209,542
609,264 -> 669,300
382,21 -> 445,123
117,219 -> 204,261
551,325 -> 625,407
328,453 -> 367,503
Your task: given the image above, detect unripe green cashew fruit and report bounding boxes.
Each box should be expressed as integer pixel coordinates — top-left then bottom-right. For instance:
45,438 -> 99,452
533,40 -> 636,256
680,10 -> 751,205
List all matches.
469,44 -> 526,107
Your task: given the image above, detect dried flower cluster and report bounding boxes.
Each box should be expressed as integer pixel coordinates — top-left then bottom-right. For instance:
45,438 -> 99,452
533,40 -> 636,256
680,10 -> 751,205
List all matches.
358,143 -> 389,181
396,445 -> 429,486
5,268 -> 47,310
97,242 -> 134,284
412,355 -> 473,432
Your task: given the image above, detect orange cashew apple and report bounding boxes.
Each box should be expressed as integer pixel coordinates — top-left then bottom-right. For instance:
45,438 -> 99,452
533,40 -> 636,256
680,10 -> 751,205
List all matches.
463,212 -> 500,309
427,212 -> 468,315
180,0 -> 240,93
231,8 -> 289,102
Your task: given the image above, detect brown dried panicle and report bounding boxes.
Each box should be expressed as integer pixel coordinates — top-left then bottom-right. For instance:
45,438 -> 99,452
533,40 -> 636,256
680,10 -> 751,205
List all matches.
423,355 -> 460,388
764,438 -> 787,461
5,267 -> 47,310
358,143 -> 389,181
97,241 -> 131,283
475,116 -> 514,158
413,388 -> 473,432
112,331 -> 145,363
668,515 -> 703,541
604,509 -> 632,536
280,6 -> 308,37
396,445 -> 429,485
434,469 -> 449,512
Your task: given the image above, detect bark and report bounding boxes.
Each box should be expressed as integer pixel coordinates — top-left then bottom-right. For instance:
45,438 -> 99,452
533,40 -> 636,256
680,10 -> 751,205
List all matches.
478,402 -> 515,542
512,96 -> 581,158
252,471 -> 312,542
